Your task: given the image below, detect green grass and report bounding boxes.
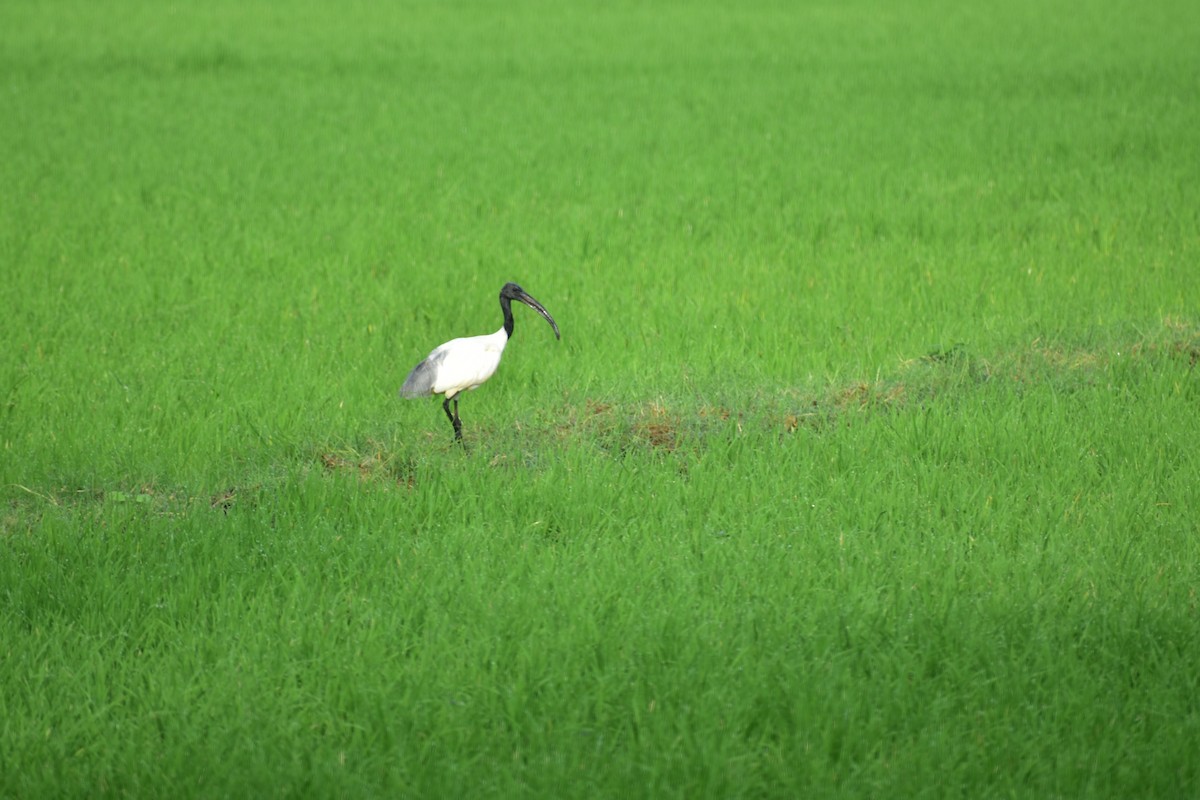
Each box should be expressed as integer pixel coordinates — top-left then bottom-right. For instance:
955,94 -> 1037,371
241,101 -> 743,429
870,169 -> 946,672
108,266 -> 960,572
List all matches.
3,0 -> 1199,796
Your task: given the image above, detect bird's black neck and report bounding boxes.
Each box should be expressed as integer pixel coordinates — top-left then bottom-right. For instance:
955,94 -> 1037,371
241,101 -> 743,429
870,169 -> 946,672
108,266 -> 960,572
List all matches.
500,296 -> 515,339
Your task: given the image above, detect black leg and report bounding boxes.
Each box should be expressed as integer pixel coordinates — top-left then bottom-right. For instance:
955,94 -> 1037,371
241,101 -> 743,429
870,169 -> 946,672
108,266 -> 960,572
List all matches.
444,393 -> 456,441
443,395 -> 463,442
451,397 -> 463,442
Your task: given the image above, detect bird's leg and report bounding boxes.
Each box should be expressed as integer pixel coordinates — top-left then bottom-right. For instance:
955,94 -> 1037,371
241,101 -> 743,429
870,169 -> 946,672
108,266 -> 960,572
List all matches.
443,395 -> 463,442
442,395 -> 458,439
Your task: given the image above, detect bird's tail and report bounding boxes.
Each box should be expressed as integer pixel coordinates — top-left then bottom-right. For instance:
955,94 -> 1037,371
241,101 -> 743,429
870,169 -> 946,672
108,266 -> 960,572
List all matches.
398,358 -> 437,398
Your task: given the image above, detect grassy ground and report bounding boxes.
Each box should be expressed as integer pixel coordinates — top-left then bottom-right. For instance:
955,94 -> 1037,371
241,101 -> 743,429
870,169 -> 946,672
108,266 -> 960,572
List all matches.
3,0 -> 1199,796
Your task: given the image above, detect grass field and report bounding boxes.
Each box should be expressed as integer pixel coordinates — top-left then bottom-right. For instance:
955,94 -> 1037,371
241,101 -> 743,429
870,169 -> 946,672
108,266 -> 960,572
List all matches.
3,0 -> 1199,796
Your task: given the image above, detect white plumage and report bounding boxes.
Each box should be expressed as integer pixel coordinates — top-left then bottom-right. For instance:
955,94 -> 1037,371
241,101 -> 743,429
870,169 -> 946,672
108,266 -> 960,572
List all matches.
401,329 -> 508,399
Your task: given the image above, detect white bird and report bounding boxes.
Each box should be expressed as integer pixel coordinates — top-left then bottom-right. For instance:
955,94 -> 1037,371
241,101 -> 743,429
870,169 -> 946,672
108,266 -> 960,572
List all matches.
399,282 -> 561,442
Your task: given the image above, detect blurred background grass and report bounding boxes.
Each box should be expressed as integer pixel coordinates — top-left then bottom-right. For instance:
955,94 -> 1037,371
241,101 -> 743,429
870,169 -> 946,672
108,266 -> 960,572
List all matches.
4,0 -> 1197,489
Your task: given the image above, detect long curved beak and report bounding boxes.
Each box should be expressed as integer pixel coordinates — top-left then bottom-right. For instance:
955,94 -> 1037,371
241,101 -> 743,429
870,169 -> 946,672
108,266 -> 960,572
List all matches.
516,290 -> 561,340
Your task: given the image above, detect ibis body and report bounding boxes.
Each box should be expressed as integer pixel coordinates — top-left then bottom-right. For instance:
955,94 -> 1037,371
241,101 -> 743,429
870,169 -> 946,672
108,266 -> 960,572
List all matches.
399,282 -> 560,441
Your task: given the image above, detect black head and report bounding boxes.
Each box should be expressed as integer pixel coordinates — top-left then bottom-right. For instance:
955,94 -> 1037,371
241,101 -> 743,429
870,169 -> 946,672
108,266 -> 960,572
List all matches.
499,282 -> 560,340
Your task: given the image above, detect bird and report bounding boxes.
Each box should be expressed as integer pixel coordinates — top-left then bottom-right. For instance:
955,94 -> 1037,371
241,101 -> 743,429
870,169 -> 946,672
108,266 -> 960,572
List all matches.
399,282 -> 561,442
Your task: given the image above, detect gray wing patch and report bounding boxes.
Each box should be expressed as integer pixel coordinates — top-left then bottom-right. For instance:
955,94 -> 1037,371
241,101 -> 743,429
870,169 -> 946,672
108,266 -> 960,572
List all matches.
398,349 -> 446,398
